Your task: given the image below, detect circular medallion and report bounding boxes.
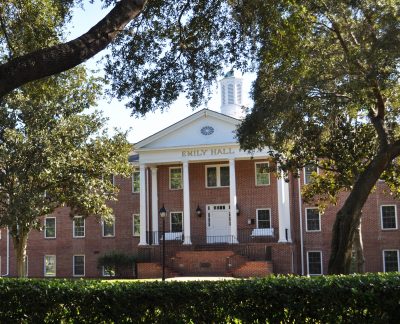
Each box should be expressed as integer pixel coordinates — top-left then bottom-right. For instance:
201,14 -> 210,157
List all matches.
200,126 -> 214,136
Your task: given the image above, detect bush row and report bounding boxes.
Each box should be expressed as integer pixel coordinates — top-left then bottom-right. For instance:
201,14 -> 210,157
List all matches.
0,273 -> 399,323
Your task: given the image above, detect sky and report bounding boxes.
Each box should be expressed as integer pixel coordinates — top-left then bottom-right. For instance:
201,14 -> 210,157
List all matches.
68,2 -> 254,144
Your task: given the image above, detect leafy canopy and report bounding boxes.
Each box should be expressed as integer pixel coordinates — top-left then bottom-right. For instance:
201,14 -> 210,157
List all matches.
234,1 -> 400,206
0,67 -> 132,237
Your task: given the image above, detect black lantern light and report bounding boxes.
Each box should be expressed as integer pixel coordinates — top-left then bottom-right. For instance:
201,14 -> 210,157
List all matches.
196,204 -> 202,217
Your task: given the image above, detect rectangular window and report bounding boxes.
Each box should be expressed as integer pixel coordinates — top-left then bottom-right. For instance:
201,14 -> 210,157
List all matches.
206,165 -> 230,188
255,162 -> 270,186
304,165 -> 318,184
73,255 -> 85,277
306,208 -> 321,231
207,167 -> 217,187
73,216 -> 85,238
44,217 -> 56,238
170,212 -> 183,232
132,170 -> 140,193
257,209 -> 271,229
102,216 -> 115,237
44,255 -> 56,277
102,266 -> 116,277
381,205 -> 398,229
109,174 -> 115,185
132,214 -> 140,237
169,167 -> 182,190
220,166 -> 230,187
307,251 -> 322,275
383,250 -> 399,272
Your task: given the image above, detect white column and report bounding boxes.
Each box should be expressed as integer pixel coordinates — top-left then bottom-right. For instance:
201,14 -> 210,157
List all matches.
151,167 -> 159,245
229,159 -> 238,243
139,164 -> 147,245
183,161 -> 192,245
277,171 -> 292,242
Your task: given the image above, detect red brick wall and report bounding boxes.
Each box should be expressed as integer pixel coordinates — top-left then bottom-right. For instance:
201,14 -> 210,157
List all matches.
1,162 -> 399,278
300,171 -> 400,274
6,175 -> 140,277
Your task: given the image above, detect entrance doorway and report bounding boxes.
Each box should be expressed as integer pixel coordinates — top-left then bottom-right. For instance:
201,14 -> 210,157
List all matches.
206,204 -> 231,243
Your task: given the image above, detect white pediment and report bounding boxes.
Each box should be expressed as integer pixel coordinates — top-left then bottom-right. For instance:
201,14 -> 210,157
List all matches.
135,109 -> 240,150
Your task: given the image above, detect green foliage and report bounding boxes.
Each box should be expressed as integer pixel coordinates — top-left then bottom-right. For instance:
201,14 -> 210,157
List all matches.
234,0 -> 400,206
105,0 -> 275,114
0,66 -> 132,276
0,273 -> 399,322
97,251 -> 136,278
0,0 -> 79,58
0,67 -> 132,233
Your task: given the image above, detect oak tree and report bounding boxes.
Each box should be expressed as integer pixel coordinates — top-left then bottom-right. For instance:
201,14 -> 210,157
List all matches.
0,68 -> 132,277
0,1 -> 134,276
235,1 -> 400,273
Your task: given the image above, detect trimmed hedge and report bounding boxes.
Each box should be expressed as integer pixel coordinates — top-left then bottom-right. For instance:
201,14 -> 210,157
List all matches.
0,273 -> 399,323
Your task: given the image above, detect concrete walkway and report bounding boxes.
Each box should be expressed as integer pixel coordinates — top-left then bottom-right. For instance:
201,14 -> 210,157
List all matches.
165,276 -> 236,281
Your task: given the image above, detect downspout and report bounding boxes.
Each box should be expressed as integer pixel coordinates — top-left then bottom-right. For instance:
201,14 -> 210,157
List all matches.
298,176 -> 304,275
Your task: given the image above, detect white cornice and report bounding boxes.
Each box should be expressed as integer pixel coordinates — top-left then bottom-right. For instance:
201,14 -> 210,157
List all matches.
135,142 -> 239,153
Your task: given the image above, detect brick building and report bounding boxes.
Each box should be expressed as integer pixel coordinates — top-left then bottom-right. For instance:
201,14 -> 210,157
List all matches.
0,73 -> 399,278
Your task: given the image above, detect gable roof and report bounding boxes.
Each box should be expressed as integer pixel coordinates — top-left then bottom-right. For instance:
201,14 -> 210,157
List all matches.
134,109 -> 240,150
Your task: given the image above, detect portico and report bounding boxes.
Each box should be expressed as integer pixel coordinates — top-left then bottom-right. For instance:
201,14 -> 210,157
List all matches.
134,109 -> 292,247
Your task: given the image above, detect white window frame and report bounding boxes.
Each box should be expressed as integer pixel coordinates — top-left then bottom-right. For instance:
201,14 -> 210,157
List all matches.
73,255 -> 85,277
73,216 -> 85,238
169,167 -> 183,190
380,205 -> 398,230
383,250 -> 400,272
110,174 -> 115,186
102,216 -> 115,237
256,208 -> 272,229
102,266 -> 116,277
44,217 -> 56,239
205,164 -> 230,188
304,165 -> 318,185
170,211 -> 183,232
307,251 -> 323,276
255,162 -> 270,186
305,208 -> 321,232
132,214 -> 140,237
132,170 -> 140,193
44,255 -> 56,277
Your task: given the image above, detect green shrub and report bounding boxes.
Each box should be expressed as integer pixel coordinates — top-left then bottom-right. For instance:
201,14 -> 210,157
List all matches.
0,273 -> 398,323
97,251 -> 136,278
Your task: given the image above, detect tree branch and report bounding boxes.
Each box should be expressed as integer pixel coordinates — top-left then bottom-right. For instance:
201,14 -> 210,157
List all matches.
370,113 -> 389,149
0,0 -> 146,98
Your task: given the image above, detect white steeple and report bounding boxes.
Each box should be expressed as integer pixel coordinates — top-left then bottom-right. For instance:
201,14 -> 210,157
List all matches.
219,71 -> 244,119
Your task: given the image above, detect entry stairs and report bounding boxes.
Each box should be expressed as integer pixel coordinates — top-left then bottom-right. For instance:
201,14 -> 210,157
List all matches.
137,245 -> 273,279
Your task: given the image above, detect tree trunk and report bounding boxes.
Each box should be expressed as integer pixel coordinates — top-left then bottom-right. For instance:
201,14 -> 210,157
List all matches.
352,220 -> 365,273
12,234 -> 28,278
328,150 -> 391,274
0,0 -> 146,98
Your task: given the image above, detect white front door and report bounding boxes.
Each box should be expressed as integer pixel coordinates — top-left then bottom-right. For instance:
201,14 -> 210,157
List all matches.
206,204 -> 231,243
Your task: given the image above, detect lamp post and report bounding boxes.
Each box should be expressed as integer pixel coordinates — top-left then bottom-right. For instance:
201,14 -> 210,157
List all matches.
159,204 -> 167,281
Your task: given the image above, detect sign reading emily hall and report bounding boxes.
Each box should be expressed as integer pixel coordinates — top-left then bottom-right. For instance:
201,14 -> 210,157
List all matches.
182,147 -> 235,157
